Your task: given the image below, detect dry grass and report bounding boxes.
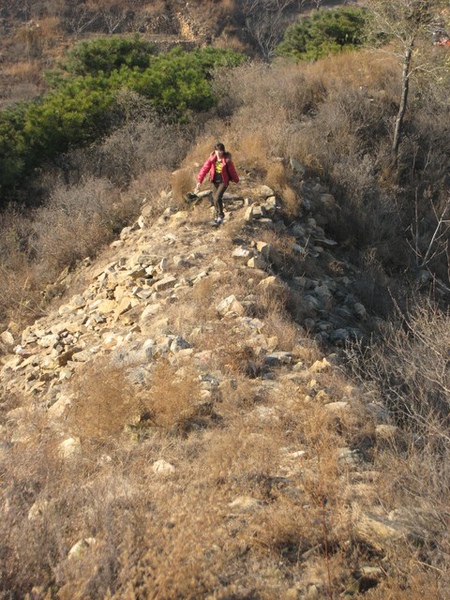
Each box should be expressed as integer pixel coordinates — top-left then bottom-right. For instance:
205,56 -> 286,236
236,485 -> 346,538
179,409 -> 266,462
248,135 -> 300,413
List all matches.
3,60 -> 42,80
143,359 -> 203,432
265,160 -> 287,190
69,357 -> 139,441
171,166 -> 195,205
2,326 -> 449,598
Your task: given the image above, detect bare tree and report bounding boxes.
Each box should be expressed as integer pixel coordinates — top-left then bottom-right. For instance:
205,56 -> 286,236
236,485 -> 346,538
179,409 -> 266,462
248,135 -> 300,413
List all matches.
239,0 -> 307,61
96,0 -> 132,34
363,0 -> 447,165
408,190 -> 450,293
62,0 -> 101,37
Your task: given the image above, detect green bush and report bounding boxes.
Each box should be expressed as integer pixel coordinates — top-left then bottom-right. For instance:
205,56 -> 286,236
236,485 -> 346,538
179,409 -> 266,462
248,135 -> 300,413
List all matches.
276,7 -> 368,61
0,104 -> 28,194
0,42 -> 245,205
62,36 -> 157,77
24,76 -> 115,163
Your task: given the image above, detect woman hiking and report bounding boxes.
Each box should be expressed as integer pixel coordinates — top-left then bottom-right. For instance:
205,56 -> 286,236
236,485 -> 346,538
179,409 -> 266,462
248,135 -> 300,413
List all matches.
195,142 -> 239,224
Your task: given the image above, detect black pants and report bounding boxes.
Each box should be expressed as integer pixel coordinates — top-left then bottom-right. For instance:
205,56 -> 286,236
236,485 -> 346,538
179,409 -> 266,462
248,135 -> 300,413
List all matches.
212,181 -> 227,219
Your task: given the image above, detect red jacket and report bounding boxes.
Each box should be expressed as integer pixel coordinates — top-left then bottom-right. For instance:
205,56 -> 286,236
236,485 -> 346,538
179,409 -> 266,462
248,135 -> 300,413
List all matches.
197,152 -> 239,186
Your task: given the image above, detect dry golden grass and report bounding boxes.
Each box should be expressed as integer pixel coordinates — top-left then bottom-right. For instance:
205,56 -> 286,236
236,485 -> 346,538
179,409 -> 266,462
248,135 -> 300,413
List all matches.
280,183 -> 303,218
144,359 -> 203,432
265,160 -> 287,190
37,16 -> 62,45
235,131 -> 270,173
69,357 -> 139,440
263,310 -> 300,352
171,166 -> 195,205
4,60 -> 42,80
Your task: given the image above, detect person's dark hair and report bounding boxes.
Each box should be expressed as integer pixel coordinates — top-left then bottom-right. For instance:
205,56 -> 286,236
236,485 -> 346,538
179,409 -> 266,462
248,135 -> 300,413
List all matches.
215,142 -> 225,152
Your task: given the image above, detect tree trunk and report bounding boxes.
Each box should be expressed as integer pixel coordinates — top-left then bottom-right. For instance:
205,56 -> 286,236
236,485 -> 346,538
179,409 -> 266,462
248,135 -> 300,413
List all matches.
392,38 -> 414,163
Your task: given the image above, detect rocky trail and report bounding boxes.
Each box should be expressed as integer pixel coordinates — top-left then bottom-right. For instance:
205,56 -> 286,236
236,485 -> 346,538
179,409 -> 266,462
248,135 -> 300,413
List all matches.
0,168 -> 427,598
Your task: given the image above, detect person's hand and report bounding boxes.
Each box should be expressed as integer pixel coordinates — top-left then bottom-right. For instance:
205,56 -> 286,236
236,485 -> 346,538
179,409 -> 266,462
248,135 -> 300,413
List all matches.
195,183 -> 201,193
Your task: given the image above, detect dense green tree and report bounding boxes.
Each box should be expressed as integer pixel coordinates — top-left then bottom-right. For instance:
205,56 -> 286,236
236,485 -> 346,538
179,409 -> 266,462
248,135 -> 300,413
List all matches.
0,42 -> 245,206
0,104 -> 28,196
121,47 -> 243,119
276,7 -> 368,61
62,36 -> 157,77
24,76 -> 115,162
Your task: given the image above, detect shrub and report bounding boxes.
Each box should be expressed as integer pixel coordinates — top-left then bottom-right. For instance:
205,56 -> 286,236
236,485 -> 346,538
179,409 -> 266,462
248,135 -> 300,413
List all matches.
62,36 -> 157,76
143,359 -> 203,433
347,301 -> 450,440
31,177 -> 124,275
0,103 -> 28,201
69,357 -> 139,441
276,7 -> 368,61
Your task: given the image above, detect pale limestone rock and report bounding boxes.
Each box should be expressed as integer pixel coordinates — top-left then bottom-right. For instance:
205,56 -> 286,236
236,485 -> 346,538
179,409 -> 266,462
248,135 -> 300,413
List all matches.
95,299 -> 117,314
69,294 -> 86,309
256,242 -> 282,267
1,330 -> 15,347
115,297 -> 139,317
216,295 -> 245,317
154,276 -> 177,292
140,303 -> 162,321
309,358 -> 331,373
247,256 -> 267,269
102,332 -> 124,349
228,496 -> 263,512
263,352 -> 293,366
232,247 -> 253,260
58,437 -> 81,459
28,499 -> 49,521
152,460 -> 175,476
353,513 -> 407,552
47,394 -> 72,419
250,205 -> 266,219
58,365 -> 74,379
244,206 -> 254,221
68,537 -> 96,559
257,276 -> 280,291
257,185 -> 274,198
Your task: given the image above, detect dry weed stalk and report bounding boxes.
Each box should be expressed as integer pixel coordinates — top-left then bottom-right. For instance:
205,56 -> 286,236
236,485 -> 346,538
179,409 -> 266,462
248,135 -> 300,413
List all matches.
145,359 -> 202,432
69,358 -> 138,440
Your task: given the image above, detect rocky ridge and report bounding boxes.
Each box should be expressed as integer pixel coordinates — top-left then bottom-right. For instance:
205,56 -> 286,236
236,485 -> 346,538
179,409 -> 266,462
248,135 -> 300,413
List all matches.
1,170 -> 368,410
0,166 -> 428,595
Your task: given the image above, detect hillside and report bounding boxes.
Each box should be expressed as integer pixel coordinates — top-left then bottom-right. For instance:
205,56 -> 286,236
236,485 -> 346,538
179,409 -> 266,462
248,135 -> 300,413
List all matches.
1,1 -> 450,597
1,163 -> 449,598
0,0 -> 356,108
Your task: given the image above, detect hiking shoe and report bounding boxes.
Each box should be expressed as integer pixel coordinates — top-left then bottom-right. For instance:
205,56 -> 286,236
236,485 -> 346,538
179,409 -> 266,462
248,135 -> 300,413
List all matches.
215,216 -> 223,224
